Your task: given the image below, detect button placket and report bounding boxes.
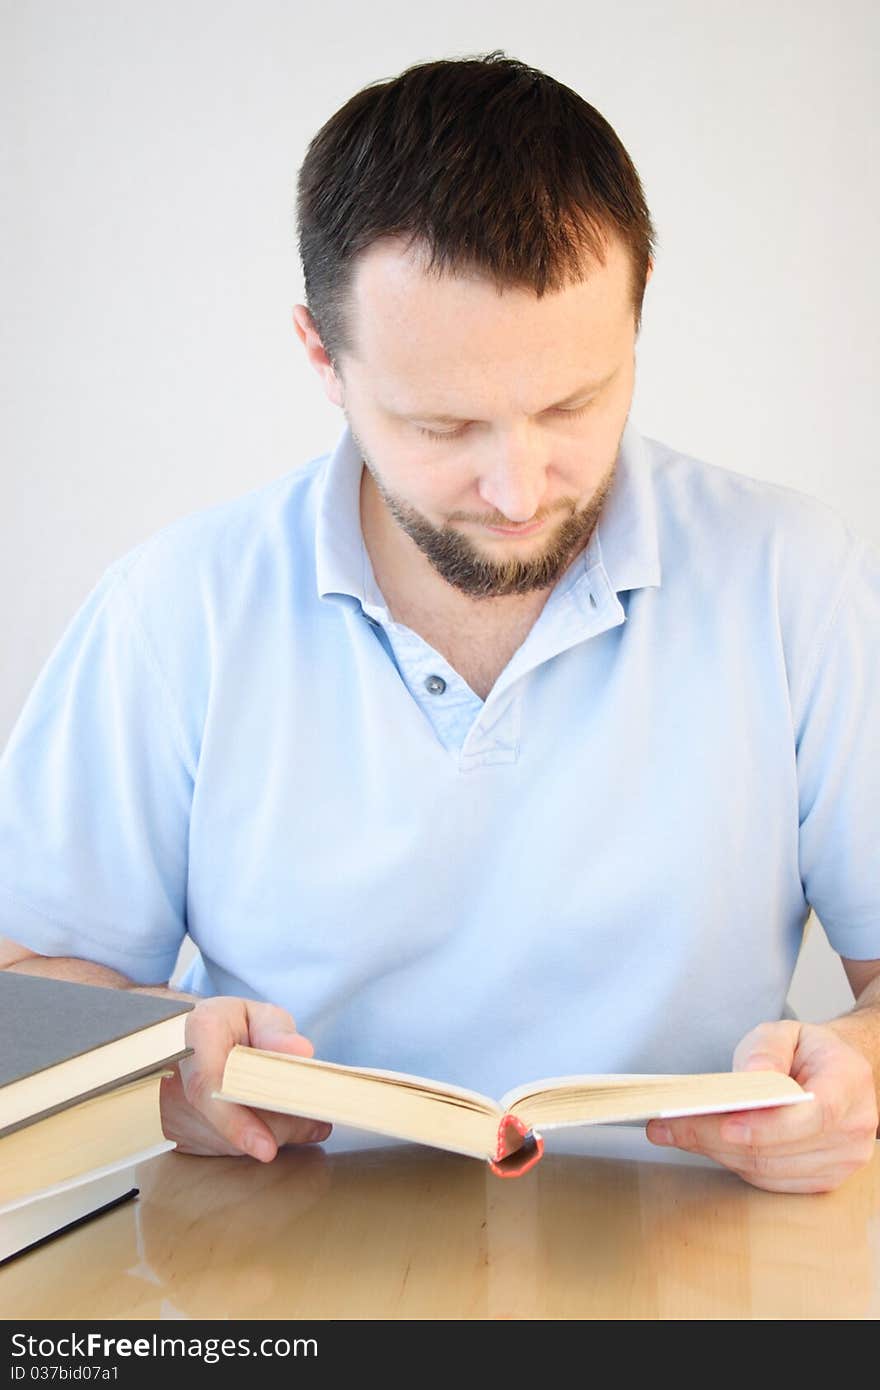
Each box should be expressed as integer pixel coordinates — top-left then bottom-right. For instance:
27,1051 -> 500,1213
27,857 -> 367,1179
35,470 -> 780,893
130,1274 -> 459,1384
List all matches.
459,689 -> 522,770
381,624 -> 480,752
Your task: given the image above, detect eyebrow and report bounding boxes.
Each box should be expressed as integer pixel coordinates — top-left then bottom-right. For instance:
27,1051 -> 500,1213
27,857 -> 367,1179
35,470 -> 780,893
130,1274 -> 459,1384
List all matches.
393,368 -> 617,425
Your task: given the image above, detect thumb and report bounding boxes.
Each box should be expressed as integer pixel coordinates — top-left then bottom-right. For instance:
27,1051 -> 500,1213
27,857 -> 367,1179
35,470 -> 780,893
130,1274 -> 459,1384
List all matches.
245,1001 -> 316,1059
732,1020 -> 801,1076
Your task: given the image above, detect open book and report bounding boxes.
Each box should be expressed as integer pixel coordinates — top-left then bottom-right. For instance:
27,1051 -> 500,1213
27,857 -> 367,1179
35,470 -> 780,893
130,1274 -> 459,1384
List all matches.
214,1048 -> 814,1177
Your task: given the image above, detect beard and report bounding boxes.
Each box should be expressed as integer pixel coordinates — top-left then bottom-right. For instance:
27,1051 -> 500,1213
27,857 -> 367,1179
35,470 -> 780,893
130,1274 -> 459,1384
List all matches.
351,421 -> 623,600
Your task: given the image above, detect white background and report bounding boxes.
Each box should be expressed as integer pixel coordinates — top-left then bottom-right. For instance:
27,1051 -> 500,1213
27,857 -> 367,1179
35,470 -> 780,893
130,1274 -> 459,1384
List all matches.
2,1 -> 877,1016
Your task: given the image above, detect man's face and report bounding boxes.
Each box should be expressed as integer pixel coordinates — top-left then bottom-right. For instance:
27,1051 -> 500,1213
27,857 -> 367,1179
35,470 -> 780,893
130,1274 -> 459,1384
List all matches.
301,232 -> 645,599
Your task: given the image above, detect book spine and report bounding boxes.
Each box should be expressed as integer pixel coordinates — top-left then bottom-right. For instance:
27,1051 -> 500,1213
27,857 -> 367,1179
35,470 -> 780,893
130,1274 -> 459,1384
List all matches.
488,1113 -> 544,1178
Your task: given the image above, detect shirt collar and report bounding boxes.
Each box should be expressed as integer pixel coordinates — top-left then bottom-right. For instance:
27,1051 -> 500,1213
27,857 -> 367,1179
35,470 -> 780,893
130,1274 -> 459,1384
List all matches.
315,412 -> 661,610
592,414 -> 662,594
315,421 -> 367,609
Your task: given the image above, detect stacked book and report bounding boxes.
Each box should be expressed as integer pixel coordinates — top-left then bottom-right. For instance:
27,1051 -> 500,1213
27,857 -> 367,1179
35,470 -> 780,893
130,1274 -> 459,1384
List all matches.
0,973 -> 193,1264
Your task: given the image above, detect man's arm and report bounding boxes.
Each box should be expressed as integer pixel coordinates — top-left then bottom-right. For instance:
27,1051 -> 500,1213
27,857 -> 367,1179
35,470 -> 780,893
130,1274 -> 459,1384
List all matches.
0,935 -> 196,1001
825,956 -> 880,1107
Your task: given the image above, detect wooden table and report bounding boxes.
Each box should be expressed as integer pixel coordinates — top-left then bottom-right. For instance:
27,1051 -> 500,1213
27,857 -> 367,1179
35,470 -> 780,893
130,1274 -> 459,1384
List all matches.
2,1126 -> 878,1319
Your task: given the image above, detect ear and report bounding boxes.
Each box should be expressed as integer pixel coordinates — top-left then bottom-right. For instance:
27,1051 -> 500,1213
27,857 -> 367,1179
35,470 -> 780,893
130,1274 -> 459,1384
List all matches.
292,304 -> 344,408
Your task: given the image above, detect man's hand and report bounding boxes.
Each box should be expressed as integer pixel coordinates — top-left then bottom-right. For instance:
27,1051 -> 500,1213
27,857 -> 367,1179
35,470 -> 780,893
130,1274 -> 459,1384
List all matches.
645,1020 -> 878,1193
158,995 -> 332,1162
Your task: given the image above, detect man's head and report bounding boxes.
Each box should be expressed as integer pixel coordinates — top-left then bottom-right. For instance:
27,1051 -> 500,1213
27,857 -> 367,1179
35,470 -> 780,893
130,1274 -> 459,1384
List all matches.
293,52 -> 655,600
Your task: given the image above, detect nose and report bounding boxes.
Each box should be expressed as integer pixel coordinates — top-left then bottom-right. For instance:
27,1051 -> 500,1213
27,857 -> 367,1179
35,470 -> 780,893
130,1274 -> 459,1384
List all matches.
475,429 -> 549,525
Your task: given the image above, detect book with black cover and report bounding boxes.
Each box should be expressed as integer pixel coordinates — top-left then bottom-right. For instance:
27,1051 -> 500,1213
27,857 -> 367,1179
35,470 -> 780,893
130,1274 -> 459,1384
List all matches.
0,1164 -> 141,1265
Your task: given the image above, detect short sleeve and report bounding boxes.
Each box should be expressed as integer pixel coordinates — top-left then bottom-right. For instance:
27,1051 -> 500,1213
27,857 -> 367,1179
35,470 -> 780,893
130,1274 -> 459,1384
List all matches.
795,536 -> 880,959
0,564 -> 194,983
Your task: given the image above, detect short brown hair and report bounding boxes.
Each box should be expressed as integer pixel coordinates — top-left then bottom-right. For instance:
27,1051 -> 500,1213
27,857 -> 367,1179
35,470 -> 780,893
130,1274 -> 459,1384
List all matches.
295,50 -> 656,371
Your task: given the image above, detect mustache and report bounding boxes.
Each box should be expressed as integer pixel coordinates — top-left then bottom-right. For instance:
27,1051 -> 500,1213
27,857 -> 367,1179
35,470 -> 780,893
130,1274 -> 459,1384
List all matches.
445,501 -> 578,528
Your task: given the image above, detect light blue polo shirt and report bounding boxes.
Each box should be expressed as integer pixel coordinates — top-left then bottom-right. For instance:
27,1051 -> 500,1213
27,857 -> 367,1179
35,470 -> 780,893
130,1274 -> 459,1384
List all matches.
1,417 -> 878,1097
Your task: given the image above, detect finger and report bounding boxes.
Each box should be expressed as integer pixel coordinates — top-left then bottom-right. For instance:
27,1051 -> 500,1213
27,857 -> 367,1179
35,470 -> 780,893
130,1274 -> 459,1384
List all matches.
646,1097 -> 824,1153
243,1001 -> 333,1157
710,1144 -> 871,1192
732,1020 -> 801,1076
244,1000 -> 316,1059
179,999 -> 323,1161
251,1106 -> 334,1153
159,1067 -> 253,1157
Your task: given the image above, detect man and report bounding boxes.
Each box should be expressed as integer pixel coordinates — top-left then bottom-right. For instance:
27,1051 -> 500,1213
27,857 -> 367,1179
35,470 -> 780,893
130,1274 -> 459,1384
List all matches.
1,53 -> 878,1191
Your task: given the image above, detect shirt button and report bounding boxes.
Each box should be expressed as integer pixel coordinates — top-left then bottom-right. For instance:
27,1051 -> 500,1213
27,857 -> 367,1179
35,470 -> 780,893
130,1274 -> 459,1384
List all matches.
425,674 -> 447,695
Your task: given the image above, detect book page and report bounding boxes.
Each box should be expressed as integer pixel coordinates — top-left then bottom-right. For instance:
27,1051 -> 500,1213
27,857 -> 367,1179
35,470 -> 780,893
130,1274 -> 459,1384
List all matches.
501,1071 -> 812,1127
233,1049 -> 502,1112
214,1047 -> 502,1159
501,1073 -> 669,1110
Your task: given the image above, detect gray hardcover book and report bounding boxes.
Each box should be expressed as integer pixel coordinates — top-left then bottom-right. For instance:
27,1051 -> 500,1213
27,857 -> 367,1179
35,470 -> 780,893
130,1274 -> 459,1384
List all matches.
0,973 -> 194,1135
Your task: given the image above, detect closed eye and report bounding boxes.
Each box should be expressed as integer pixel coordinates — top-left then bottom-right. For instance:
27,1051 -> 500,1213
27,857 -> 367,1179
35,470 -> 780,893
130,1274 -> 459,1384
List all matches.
415,399 -> 595,443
